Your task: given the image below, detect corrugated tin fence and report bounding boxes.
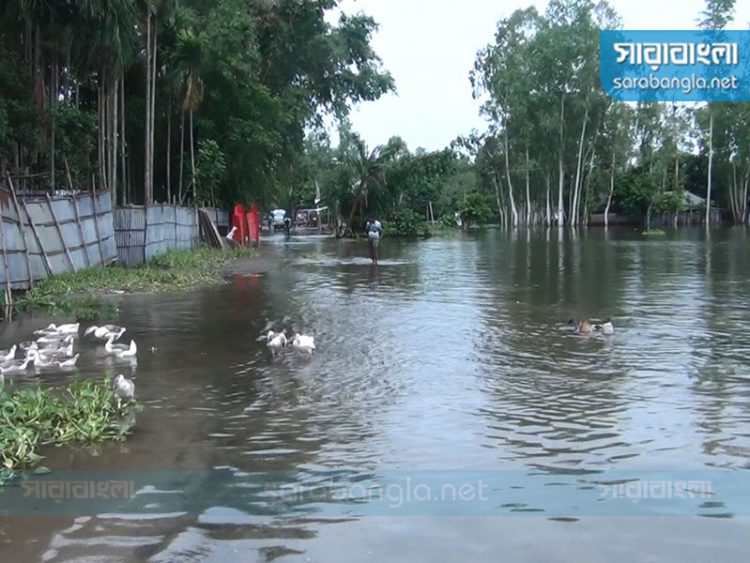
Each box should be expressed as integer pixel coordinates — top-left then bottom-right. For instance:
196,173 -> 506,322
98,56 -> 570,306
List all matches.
114,205 -> 228,267
0,186 -> 117,290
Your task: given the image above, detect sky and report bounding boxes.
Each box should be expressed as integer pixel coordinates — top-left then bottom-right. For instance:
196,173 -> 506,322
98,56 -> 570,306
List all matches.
330,0 -> 750,152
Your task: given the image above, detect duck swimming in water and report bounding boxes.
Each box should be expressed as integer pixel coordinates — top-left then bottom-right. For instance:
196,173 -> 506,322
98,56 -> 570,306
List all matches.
266,330 -> 287,357
596,319 -> 615,335
105,334 -> 137,358
568,319 -> 595,335
85,325 -> 126,341
34,323 -> 79,336
291,334 -> 315,355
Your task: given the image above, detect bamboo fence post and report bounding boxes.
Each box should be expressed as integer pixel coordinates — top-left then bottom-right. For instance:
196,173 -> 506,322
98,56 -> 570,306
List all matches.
71,194 -> 91,267
6,172 -> 33,286
21,200 -> 53,277
46,193 -> 76,273
0,205 -> 14,306
91,191 -> 105,265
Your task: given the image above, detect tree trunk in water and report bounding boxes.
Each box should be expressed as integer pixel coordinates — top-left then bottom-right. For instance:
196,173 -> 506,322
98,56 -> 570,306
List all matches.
742,160 -> 750,224
166,98 -> 172,202
557,95 -> 565,227
604,147 -> 615,228
571,105 -> 589,227
545,173 -> 551,226
525,146 -> 531,226
189,110 -> 196,203
179,110 -> 185,203
730,160 -> 738,222
582,148 -> 595,226
492,174 -> 503,227
503,129 -> 518,227
706,112 -> 714,226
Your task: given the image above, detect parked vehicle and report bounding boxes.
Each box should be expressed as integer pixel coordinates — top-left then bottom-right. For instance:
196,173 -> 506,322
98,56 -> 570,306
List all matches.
271,209 -> 287,231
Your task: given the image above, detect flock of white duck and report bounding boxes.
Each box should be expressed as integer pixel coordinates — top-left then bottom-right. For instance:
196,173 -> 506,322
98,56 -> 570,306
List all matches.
260,327 -> 316,358
2,319 -> 317,400
0,322 -> 136,401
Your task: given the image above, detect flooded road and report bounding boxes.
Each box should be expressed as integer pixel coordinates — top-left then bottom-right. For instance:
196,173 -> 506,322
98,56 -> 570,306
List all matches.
1,228 -> 750,562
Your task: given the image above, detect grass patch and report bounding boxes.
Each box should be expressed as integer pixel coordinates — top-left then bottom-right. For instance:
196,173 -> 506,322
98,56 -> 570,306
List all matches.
0,376 -> 142,486
13,246 -> 255,317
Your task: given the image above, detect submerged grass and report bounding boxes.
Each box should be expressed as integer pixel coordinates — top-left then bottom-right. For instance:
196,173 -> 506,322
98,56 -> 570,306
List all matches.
0,376 -> 142,485
13,246 -> 256,318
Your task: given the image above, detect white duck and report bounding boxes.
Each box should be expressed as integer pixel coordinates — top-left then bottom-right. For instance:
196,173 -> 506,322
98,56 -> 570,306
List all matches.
292,334 -> 315,355
26,348 -> 55,368
36,333 -> 75,346
105,333 -> 137,358
598,320 -> 615,336
112,374 -> 135,401
85,325 -> 126,341
55,354 -> 80,368
266,330 -> 287,357
1,352 -> 35,373
34,323 -> 79,336
0,345 -> 17,362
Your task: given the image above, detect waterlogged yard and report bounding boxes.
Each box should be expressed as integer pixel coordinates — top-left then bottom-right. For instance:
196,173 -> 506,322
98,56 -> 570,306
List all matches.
0,229 -> 749,562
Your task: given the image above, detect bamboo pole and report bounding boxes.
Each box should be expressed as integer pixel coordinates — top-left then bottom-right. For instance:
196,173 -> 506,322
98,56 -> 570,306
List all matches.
46,193 -> 76,272
71,194 -> 91,267
5,172 -> 33,286
0,204 -> 14,305
64,157 -> 74,191
21,200 -> 52,277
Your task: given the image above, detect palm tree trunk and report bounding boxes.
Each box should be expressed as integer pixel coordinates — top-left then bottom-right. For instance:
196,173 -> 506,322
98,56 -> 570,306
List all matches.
111,77 -> 118,202
189,109 -> 196,203
179,110 -> 185,203
166,97 -> 172,202
50,58 -> 57,191
144,13 -> 151,204
120,72 -> 126,205
150,19 -> 158,203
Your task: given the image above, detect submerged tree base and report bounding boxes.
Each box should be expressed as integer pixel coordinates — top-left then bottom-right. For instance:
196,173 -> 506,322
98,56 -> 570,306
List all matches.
10,247 -> 257,320
0,376 -> 142,486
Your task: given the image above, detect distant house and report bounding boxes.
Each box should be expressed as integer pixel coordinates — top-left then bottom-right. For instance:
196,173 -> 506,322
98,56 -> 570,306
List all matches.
663,190 -> 706,211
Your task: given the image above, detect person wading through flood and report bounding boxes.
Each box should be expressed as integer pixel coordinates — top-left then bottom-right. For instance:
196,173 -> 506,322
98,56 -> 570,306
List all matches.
365,216 -> 383,264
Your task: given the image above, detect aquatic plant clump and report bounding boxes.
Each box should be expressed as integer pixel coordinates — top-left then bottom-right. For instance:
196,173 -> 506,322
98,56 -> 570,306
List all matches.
13,247 -> 256,318
0,377 -> 142,485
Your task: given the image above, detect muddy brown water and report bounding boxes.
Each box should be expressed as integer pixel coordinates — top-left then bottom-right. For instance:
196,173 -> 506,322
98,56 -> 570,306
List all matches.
1,228 -> 749,562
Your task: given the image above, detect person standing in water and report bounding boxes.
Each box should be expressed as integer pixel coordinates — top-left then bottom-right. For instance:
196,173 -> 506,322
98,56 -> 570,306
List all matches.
365,216 -> 383,264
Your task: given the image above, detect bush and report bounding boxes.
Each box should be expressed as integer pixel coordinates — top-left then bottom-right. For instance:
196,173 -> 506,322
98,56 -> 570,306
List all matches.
385,208 -> 423,237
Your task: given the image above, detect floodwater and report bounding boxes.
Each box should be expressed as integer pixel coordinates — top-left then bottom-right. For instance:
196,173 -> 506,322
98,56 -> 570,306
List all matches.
1,227 -> 750,562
